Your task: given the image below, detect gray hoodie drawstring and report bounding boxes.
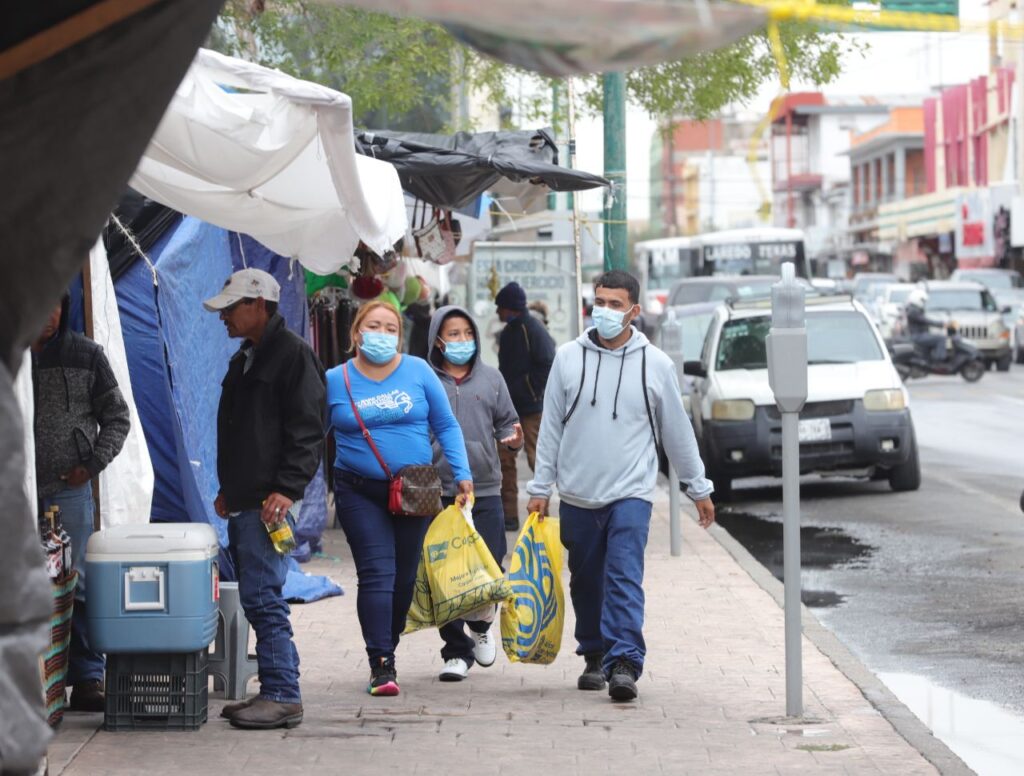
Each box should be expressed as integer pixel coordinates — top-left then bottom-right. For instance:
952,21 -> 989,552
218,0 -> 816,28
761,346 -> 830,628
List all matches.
590,351 -> 603,406
612,352 -> 627,420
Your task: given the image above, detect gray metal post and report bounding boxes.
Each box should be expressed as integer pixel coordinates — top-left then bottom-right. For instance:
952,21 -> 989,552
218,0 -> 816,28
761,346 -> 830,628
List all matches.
668,462 -> 682,556
660,308 -> 685,558
766,262 -> 808,719
781,411 -> 802,716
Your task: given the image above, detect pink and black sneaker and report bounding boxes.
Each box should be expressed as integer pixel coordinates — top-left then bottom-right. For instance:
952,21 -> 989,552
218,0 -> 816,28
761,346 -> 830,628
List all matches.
367,657 -> 399,696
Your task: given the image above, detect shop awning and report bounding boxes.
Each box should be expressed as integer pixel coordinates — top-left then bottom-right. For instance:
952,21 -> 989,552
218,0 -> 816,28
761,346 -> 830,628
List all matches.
355,128 -> 609,211
878,188 -> 961,242
131,48 -> 409,275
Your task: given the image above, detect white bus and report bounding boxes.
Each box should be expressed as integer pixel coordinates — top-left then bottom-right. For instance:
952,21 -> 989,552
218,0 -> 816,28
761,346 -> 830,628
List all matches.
635,227 -> 808,314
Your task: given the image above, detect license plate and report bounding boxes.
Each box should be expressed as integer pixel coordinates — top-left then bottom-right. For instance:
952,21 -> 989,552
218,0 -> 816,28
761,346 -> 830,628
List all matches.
798,418 -> 832,443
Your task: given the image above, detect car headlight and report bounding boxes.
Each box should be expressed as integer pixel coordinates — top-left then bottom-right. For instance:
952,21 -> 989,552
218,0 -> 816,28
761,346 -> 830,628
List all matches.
711,399 -> 756,420
863,389 -> 906,412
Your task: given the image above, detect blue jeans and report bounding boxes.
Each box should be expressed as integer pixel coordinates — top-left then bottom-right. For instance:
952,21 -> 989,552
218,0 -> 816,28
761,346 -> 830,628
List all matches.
560,498 -> 652,678
334,471 -> 431,664
41,483 -> 105,684
438,495 -> 506,665
228,511 -> 301,703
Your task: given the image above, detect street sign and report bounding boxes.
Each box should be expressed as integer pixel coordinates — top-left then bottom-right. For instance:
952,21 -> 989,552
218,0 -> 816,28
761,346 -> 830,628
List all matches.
467,241 -> 581,367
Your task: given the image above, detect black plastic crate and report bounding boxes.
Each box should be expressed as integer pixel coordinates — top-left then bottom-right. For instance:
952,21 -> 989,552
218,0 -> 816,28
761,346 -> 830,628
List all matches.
104,649 -> 208,731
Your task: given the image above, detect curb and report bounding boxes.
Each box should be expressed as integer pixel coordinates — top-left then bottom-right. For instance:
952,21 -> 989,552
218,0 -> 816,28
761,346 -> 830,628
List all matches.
707,521 -> 974,776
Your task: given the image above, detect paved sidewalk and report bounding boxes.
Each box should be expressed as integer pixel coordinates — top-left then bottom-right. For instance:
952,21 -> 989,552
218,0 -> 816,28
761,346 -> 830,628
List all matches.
51,488 -> 955,775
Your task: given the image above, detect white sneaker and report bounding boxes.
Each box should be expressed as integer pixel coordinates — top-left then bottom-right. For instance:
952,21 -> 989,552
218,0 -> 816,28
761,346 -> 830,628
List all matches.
471,628 -> 497,667
439,657 -> 470,682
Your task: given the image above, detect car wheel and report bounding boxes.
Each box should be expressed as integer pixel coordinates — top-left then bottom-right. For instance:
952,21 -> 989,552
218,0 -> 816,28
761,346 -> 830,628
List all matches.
997,354 -> 1012,372
960,359 -> 986,382
888,430 -> 921,492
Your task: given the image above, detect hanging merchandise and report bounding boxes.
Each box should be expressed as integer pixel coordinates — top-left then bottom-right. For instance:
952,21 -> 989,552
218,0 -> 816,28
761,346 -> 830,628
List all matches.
304,268 -> 348,297
383,259 -> 409,293
351,272 -> 385,301
38,506 -> 78,728
401,275 -> 423,308
412,199 -> 456,265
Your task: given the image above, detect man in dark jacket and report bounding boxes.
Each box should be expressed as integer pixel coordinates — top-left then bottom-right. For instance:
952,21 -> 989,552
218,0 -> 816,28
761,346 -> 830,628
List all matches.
33,293 -> 130,712
495,281 -> 556,530
204,269 -> 325,730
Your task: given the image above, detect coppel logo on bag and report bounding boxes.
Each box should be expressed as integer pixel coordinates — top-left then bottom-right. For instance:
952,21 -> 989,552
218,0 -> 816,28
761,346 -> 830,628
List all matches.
428,541 -> 449,563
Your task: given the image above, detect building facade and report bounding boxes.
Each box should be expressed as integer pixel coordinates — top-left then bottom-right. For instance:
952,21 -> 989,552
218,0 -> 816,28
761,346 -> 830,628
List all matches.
650,117 -> 770,237
769,93 -> 921,275
878,67 -> 1017,279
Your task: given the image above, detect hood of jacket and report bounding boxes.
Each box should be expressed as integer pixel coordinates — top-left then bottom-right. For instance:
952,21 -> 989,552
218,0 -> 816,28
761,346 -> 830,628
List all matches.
572,326 -> 652,421
428,304 -> 482,375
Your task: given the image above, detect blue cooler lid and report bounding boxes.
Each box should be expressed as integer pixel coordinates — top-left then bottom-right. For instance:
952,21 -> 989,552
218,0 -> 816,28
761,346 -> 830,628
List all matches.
86,523 -> 219,562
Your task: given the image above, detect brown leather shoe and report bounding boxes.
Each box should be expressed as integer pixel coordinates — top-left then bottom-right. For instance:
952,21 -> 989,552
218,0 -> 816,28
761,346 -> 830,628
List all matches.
228,698 -> 303,730
219,696 -> 256,719
68,680 -> 105,712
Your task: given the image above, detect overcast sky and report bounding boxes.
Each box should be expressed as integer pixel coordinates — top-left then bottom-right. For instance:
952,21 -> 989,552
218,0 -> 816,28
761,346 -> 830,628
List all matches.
571,0 -> 996,224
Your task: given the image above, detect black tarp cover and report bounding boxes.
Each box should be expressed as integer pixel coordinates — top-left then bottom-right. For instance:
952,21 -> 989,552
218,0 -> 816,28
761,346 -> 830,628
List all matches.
354,127 -> 608,211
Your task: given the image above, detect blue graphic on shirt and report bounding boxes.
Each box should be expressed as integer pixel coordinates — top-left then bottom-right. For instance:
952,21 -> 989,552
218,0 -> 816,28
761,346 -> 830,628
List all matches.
356,390 -> 414,424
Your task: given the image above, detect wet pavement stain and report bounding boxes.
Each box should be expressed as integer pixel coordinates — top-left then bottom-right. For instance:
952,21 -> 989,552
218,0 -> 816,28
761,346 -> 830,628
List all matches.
716,510 -> 876,609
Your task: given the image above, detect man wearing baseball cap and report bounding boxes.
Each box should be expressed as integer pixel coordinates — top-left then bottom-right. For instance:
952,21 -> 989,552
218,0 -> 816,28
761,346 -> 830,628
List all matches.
204,268 -> 326,729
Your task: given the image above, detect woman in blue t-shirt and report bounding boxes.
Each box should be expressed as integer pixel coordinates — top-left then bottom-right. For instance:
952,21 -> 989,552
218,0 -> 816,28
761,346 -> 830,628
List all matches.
327,301 -> 472,697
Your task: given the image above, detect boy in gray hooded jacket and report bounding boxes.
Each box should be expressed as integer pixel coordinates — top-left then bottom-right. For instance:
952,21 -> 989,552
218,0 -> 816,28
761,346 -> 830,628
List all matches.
527,271 -> 715,702
429,305 -> 523,681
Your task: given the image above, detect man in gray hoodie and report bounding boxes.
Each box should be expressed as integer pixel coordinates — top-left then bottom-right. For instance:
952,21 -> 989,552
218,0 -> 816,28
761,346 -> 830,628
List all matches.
429,305 -> 523,681
527,270 -> 715,702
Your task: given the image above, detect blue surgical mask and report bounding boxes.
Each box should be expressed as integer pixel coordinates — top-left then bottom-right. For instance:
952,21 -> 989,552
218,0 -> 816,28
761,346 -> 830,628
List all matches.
592,305 -> 629,339
443,340 -> 476,365
360,331 -> 398,364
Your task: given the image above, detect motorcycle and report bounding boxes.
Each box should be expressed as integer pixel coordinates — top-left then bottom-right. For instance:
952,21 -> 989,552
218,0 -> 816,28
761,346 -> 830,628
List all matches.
888,328 -> 986,383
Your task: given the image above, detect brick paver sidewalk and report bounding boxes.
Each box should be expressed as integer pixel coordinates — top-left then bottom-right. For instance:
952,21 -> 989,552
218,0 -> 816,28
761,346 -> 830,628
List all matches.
51,488 -> 946,775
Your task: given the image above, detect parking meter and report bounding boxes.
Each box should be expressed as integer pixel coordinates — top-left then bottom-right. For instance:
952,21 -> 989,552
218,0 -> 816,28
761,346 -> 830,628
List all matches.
766,261 -> 807,719
767,262 -> 808,413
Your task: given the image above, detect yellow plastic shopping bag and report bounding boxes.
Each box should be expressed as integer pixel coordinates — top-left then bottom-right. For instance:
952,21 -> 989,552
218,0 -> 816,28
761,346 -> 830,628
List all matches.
404,502 -> 511,634
500,512 -> 564,664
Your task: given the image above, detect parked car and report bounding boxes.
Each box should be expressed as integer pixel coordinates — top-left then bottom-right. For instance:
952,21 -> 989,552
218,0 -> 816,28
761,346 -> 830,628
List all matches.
950,268 -> 1023,292
875,283 -> 916,338
921,280 -> 1013,371
851,272 -> 900,303
683,295 -> 919,501
994,289 -> 1024,364
658,301 -> 720,417
664,275 -> 781,307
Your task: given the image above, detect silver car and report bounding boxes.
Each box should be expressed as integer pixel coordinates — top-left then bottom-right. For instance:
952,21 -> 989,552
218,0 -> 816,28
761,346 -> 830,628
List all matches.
922,281 -> 1013,371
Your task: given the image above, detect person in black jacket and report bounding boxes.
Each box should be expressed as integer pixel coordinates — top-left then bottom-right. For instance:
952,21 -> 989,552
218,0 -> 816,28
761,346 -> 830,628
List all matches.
204,269 -> 326,730
905,288 -> 947,362
495,281 -> 556,530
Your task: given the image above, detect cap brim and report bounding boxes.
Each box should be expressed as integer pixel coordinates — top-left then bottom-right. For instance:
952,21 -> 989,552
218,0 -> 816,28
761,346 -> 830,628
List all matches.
202,292 -> 243,312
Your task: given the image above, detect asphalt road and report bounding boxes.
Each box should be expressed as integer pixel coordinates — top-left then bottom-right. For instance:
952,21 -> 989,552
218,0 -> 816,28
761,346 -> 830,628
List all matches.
716,369 -> 1024,719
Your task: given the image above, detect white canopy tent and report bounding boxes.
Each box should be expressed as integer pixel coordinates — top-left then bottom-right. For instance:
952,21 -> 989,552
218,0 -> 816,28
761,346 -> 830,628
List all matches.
131,48 -> 408,274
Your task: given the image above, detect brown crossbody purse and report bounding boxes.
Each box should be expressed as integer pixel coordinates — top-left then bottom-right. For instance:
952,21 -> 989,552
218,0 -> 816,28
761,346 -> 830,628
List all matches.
342,363 -> 442,517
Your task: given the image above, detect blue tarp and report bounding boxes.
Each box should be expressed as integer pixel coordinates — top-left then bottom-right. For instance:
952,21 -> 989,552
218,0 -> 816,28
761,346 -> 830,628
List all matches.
113,217 -> 330,580
283,557 -> 343,603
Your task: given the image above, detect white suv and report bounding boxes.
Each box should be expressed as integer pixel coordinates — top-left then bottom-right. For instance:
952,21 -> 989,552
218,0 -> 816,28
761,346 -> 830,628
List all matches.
683,296 -> 919,501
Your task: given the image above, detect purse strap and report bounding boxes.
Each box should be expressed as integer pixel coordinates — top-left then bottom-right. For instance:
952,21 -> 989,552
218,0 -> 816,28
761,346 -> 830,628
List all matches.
342,363 -> 394,481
